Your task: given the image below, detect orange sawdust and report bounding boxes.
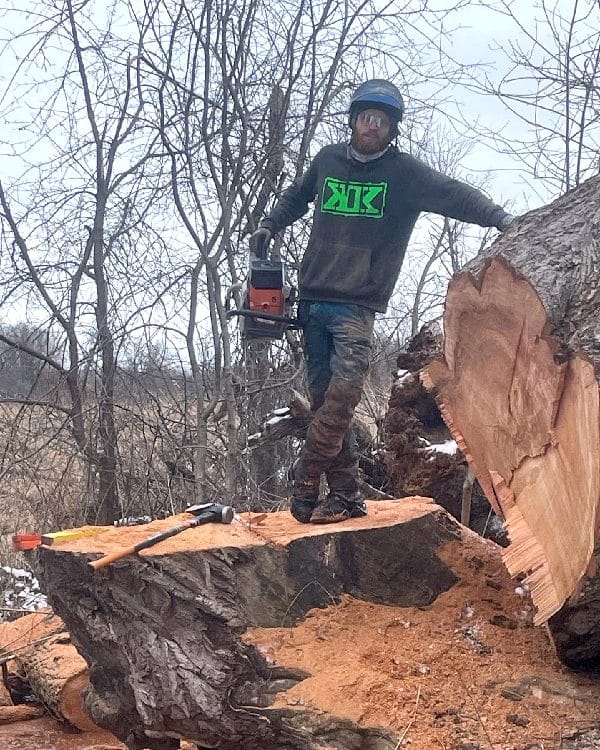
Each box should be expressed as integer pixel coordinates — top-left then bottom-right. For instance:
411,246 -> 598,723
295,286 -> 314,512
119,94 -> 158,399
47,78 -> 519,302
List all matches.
245,535 -> 600,750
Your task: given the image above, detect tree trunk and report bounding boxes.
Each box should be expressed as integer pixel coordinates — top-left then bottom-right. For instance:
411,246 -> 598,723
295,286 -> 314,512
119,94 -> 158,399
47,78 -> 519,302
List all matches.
423,174 -> 600,663
91,187 -> 120,525
35,500 -> 488,750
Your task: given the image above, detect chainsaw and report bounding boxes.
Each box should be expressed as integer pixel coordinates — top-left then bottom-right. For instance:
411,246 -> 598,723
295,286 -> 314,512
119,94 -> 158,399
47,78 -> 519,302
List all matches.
226,235 -> 298,340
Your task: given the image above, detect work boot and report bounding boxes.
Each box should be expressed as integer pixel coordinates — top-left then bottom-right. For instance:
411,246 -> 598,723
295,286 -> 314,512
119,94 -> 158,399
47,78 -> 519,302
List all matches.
288,458 -> 319,524
348,494 -> 368,518
310,491 -> 367,524
326,425 -> 361,500
290,496 -> 317,524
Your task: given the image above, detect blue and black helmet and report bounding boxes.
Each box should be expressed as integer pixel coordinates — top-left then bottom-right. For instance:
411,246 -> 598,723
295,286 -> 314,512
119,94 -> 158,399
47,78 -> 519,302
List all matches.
349,79 -> 405,136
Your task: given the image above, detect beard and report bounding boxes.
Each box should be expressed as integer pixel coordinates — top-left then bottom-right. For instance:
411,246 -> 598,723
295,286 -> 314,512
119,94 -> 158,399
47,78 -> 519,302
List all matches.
350,129 -> 390,155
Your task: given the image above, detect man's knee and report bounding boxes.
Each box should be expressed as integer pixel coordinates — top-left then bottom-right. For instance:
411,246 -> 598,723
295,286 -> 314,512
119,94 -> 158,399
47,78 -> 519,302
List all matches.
324,377 -> 363,417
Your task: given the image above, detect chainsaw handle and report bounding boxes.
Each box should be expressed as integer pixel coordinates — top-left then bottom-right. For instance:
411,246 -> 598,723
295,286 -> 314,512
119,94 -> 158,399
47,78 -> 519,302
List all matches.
249,227 -> 272,259
225,309 -> 298,326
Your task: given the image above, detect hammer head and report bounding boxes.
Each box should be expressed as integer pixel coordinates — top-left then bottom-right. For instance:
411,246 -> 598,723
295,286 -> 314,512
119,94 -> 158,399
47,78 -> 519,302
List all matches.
185,502 -> 234,524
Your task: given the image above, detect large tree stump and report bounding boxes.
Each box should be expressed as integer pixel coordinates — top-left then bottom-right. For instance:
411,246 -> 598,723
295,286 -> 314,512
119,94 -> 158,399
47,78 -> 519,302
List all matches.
423,174 -> 600,666
33,500 -> 520,750
35,504 -> 600,749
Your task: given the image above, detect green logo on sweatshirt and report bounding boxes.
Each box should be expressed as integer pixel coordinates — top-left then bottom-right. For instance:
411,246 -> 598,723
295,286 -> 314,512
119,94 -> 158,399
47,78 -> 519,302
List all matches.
321,178 -> 387,217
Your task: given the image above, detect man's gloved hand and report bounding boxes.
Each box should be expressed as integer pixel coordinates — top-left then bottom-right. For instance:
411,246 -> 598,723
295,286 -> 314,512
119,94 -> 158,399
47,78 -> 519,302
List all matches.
497,213 -> 515,232
249,226 -> 273,257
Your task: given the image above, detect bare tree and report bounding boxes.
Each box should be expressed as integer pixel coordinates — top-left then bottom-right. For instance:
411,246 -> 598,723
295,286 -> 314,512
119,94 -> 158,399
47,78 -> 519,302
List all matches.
466,0 -> 600,195
0,0 -> 497,532
0,0 -> 164,523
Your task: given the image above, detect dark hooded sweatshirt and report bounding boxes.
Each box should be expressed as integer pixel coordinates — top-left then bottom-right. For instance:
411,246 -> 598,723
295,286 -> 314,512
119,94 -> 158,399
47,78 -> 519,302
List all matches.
260,143 -> 509,313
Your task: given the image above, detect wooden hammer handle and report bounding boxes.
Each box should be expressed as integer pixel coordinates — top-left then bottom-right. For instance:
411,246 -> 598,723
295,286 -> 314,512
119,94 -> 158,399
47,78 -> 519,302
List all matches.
89,519 -> 194,571
89,545 -> 138,570
88,509 -> 231,572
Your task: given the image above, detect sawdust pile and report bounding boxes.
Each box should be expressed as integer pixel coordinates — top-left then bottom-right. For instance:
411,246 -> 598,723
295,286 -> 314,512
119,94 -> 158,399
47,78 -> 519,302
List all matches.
246,535 -> 600,750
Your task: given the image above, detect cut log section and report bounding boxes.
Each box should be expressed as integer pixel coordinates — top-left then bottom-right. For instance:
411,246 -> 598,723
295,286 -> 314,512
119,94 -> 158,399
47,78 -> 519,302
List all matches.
0,704 -> 45,724
31,501 -> 522,750
423,174 -> 600,663
0,609 -> 95,730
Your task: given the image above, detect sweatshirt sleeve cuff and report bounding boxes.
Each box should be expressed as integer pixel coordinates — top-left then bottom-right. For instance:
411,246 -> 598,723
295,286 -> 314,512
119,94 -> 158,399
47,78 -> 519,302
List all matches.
489,207 -> 511,229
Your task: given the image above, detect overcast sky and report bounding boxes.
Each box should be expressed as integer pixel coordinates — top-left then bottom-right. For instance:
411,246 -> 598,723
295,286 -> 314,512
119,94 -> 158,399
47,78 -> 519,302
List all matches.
1,0 -> 597,266
2,1 -> 595,212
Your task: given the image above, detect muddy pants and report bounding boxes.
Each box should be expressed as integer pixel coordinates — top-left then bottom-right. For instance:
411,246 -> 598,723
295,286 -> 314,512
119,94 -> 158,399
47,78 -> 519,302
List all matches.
295,301 -> 375,497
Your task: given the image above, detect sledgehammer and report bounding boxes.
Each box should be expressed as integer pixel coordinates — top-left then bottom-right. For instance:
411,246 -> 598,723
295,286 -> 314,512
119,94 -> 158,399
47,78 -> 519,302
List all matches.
89,503 -> 234,571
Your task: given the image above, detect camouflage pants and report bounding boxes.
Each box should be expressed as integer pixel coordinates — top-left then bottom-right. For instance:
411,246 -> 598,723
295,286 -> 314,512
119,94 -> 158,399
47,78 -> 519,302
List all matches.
294,301 -> 375,497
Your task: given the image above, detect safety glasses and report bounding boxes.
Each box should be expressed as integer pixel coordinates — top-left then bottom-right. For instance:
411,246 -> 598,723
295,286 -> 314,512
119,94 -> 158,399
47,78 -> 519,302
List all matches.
357,110 -> 391,129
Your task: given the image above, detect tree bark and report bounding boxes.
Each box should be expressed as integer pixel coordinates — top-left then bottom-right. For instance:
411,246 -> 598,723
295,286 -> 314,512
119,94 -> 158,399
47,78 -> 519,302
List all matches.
423,174 -> 600,660
36,500 -> 475,750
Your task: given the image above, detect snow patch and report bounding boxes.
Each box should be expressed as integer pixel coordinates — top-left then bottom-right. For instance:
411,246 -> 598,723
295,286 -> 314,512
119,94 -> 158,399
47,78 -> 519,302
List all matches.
1,565 -> 47,613
427,439 -> 458,455
265,414 -> 291,427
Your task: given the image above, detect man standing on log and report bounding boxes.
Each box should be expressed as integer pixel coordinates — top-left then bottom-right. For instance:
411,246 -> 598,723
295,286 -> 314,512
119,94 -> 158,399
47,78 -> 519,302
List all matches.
251,79 -> 514,525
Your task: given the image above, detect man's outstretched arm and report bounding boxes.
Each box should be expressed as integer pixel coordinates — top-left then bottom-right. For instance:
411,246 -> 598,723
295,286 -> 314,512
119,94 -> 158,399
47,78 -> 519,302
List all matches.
409,160 -> 515,230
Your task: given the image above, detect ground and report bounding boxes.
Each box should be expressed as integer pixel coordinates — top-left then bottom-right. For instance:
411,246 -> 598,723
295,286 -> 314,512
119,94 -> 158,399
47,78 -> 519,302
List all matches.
244,532 -> 600,750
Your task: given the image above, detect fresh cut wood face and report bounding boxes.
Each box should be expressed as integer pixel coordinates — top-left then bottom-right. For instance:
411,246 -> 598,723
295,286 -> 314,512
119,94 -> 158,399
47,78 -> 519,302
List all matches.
426,257 -> 600,625
503,354 -> 599,623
